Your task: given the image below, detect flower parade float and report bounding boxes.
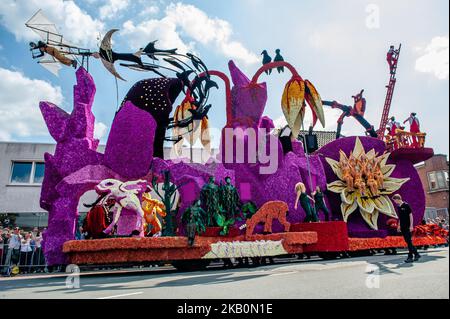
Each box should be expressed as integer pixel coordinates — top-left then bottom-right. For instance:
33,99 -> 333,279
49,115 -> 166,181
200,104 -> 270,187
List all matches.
36,40 -> 446,270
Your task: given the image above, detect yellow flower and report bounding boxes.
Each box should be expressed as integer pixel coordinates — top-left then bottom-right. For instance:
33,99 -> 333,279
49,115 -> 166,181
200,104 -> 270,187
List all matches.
326,137 -> 410,230
281,77 -> 325,137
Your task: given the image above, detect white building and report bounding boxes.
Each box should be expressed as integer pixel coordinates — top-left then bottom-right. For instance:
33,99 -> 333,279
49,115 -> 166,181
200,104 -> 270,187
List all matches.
0,141 -> 213,229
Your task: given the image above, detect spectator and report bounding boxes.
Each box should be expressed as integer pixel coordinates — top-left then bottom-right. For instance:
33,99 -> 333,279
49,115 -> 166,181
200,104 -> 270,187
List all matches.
0,227 -> 4,266
32,229 -> 45,273
75,226 -> 86,240
3,227 -> 22,275
20,232 -> 33,274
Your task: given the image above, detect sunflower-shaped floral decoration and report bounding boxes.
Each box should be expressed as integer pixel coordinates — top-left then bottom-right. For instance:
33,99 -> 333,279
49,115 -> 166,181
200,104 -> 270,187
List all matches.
325,137 -> 410,230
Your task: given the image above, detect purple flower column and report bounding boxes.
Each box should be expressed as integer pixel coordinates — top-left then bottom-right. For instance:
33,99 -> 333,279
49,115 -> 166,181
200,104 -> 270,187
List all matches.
40,68 -> 103,265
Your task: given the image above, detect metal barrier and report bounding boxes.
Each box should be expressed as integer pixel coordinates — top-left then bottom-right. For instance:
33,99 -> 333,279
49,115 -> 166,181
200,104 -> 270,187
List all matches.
1,242 -> 48,275
1,212 -> 49,275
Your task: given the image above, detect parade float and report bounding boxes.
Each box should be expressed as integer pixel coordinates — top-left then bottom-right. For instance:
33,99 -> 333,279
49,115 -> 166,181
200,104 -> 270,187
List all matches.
28,11 -> 447,270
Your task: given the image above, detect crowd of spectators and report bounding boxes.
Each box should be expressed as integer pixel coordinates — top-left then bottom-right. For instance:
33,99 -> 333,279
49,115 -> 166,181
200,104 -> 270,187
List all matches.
0,226 -> 46,276
424,217 -> 449,230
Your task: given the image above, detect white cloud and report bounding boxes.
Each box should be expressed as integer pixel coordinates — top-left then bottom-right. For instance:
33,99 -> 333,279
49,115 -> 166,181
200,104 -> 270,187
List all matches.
99,0 -> 129,20
94,122 -> 108,140
273,116 -> 288,130
122,18 -> 193,55
0,0 -> 104,47
166,3 -> 259,65
0,67 -> 63,141
138,5 -> 160,17
121,3 -> 259,65
415,36 -> 449,80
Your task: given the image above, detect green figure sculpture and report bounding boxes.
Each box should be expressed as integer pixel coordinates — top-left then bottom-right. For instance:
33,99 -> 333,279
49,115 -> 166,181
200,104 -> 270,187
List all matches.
200,176 -> 221,227
182,200 -> 206,246
219,177 -> 241,219
152,170 -> 185,236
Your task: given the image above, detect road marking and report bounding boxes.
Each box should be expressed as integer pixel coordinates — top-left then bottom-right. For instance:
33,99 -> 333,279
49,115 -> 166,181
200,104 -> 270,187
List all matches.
97,292 -> 143,299
269,271 -> 297,276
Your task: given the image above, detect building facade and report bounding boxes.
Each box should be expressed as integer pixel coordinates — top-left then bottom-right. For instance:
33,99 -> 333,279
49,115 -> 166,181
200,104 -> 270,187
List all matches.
415,154 -> 449,221
0,142 -> 214,229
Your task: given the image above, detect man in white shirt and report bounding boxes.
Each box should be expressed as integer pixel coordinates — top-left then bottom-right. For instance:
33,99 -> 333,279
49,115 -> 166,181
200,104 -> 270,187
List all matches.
403,113 -> 421,147
3,227 -> 22,270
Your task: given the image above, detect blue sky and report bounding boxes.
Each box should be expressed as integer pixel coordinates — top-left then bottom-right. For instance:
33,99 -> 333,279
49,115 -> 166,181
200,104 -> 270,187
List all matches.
0,0 -> 448,154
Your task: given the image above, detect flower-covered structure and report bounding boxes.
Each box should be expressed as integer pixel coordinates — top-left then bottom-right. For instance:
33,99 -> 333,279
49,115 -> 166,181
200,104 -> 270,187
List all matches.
316,136 -> 427,237
39,61 -> 431,265
325,137 -> 410,230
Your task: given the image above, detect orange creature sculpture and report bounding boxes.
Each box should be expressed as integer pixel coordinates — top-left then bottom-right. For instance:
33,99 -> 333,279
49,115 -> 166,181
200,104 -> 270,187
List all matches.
373,158 -> 385,189
366,171 -> 379,196
352,166 -> 366,196
340,159 -> 354,190
245,201 -> 290,237
142,193 -> 166,237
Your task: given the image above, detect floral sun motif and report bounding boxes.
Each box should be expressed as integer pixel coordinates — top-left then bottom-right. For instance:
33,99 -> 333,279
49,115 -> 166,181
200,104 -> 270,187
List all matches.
325,137 -> 410,230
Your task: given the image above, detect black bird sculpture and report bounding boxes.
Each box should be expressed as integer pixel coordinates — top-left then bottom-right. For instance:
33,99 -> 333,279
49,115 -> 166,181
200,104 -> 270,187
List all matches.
274,49 -> 285,73
142,40 -> 178,60
261,50 -> 272,74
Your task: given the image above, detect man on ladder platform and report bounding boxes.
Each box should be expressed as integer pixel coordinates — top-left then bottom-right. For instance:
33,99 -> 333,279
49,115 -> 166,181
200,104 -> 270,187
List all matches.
377,44 -> 402,139
387,45 -> 400,75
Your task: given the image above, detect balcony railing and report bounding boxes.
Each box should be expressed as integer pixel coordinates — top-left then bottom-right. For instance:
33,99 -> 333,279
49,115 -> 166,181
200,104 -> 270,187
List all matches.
385,130 -> 427,152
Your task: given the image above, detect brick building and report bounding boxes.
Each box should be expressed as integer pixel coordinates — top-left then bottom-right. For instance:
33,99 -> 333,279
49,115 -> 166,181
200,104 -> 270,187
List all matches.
415,154 -> 449,220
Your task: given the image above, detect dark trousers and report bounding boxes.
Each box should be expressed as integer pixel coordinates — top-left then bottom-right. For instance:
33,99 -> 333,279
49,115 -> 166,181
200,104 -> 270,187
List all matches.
401,228 -> 418,258
302,203 -> 319,223
315,204 -> 330,221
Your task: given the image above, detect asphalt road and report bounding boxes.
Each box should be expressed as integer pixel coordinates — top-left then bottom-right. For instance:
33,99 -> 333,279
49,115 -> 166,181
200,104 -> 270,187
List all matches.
0,248 -> 448,299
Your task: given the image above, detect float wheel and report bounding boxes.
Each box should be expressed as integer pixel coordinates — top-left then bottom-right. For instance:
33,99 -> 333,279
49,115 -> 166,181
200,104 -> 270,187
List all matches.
318,252 -> 340,260
172,259 -> 211,272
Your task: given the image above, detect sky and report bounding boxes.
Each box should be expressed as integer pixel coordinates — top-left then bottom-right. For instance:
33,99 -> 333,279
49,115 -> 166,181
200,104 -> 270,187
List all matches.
0,0 -> 448,155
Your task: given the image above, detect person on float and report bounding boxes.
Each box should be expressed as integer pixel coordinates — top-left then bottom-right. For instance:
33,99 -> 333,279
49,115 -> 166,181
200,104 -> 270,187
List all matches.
83,196 -> 115,239
386,45 -> 399,74
29,41 -> 77,68
403,112 -> 421,147
387,116 -> 401,136
312,186 -> 330,221
294,182 -> 318,222
392,194 -> 421,263
387,117 -> 402,149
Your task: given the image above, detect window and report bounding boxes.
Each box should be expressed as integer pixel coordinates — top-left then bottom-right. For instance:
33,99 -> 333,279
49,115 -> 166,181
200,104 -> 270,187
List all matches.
437,172 -> 446,189
10,162 -> 32,183
10,161 -> 45,184
33,162 -> 45,183
428,170 -> 449,191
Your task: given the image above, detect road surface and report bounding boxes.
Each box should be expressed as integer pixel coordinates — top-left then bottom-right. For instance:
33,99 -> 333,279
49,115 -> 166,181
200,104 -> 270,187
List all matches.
0,248 -> 448,299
